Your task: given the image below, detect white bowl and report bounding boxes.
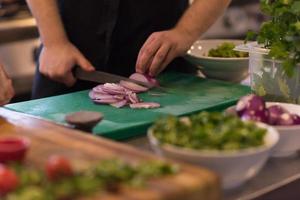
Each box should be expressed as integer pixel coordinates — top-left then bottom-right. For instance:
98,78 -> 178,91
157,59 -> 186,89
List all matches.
185,39 -> 249,83
226,102 -> 300,157
266,102 -> 300,157
148,123 -> 279,190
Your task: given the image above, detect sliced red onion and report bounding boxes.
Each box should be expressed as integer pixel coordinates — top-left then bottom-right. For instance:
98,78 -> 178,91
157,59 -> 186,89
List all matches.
89,73 -> 161,109
113,95 -> 126,100
127,92 -> 140,104
92,85 -> 108,94
102,83 -> 126,95
93,98 -> 120,104
91,93 -> 117,101
110,100 -> 128,108
119,80 -> 148,93
89,91 -> 97,100
130,102 -> 160,109
236,94 -> 266,116
268,105 -> 289,125
241,109 -> 269,123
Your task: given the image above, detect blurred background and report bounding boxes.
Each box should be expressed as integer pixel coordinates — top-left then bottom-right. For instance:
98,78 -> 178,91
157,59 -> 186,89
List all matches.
0,0 -> 265,103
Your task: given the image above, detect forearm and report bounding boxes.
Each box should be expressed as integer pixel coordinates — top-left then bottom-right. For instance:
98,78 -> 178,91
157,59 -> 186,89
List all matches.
175,0 -> 231,42
26,0 -> 68,47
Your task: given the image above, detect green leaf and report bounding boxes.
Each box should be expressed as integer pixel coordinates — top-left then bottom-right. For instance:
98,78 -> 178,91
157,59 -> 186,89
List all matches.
291,1 -> 300,14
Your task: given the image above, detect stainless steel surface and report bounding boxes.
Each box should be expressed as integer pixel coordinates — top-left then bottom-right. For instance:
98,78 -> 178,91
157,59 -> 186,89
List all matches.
125,136 -> 300,200
75,68 -> 155,89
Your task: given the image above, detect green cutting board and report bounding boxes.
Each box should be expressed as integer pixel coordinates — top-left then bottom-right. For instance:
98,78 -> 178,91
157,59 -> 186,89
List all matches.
6,72 -> 250,140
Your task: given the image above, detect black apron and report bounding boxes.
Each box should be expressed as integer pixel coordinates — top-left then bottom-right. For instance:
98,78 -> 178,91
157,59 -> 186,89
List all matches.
32,0 -> 192,99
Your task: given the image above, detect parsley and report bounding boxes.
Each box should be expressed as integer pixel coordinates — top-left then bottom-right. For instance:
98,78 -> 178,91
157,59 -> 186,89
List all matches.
247,0 -> 300,77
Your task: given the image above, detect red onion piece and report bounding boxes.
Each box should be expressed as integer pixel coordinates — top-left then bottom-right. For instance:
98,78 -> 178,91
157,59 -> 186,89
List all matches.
89,91 -> 96,100
93,98 -> 120,104
110,100 -> 128,108
119,80 -> 148,93
90,92 -> 117,101
127,92 -> 140,104
113,95 -> 126,100
241,109 -> 269,123
92,85 -> 108,94
130,73 -> 159,87
236,94 -> 266,116
130,102 -> 160,109
292,114 -> 300,125
102,83 -> 126,95
277,113 -> 294,125
144,74 -> 160,86
268,105 -> 289,125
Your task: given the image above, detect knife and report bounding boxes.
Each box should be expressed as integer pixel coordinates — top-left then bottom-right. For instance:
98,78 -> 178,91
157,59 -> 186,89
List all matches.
75,68 -> 161,90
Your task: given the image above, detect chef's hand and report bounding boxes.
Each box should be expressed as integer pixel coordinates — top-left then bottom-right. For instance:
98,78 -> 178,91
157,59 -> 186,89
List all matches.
136,28 -> 194,76
39,41 -> 95,87
0,64 -> 14,106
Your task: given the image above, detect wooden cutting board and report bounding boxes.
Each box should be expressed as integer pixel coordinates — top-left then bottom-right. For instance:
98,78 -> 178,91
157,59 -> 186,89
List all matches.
6,72 -> 250,140
0,108 -> 220,200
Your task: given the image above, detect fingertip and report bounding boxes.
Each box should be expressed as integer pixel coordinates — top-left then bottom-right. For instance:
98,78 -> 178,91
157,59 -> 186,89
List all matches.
87,65 -> 95,72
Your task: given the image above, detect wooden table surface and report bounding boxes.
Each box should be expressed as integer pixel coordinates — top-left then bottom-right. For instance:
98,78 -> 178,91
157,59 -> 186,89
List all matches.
0,108 -> 220,200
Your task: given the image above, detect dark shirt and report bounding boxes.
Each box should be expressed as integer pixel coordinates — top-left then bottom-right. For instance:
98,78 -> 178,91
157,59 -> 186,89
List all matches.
32,0 -> 190,99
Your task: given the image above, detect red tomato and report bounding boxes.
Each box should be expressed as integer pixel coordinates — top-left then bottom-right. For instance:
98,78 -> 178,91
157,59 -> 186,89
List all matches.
46,155 -> 73,181
0,165 -> 19,196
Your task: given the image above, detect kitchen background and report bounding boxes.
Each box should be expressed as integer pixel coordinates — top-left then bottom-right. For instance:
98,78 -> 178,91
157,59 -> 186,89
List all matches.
0,0 -> 265,102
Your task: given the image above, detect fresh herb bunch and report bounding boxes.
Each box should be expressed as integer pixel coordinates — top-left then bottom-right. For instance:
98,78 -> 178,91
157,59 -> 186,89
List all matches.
152,112 -> 267,151
247,0 -> 300,77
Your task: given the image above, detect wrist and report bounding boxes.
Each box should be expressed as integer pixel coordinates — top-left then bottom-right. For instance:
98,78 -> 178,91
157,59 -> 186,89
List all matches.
42,35 -> 70,48
173,26 -> 198,45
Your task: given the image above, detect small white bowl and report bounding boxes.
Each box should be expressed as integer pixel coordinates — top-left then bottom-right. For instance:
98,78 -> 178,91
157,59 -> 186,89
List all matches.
226,102 -> 300,157
266,102 -> 300,157
148,123 -> 279,190
185,39 -> 249,83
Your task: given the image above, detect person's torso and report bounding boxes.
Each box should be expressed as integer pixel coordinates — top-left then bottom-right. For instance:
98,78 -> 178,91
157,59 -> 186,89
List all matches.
58,0 -> 189,75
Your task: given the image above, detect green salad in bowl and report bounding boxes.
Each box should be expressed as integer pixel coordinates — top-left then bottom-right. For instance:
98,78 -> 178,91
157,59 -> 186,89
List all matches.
151,112 -> 266,151
207,42 -> 248,58
185,39 -> 249,83
148,111 -> 279,189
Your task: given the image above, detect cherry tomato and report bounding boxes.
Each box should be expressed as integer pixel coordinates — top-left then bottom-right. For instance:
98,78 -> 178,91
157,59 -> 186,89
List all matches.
0,164 -> 19,196
46,155 -> 73,181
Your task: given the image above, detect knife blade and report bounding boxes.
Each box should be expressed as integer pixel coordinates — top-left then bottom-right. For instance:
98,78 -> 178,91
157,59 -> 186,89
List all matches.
75,68 -> 158,89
